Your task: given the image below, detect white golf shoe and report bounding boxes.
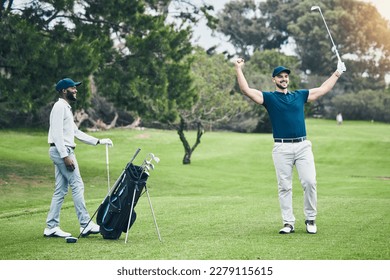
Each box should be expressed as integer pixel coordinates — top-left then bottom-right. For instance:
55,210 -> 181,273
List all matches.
305,220 -> 317,234
279,224 -> 295,234
80,222 -> 100,237
44,226 -> 72,238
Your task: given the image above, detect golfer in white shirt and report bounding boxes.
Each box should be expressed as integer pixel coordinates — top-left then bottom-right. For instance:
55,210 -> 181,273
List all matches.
44,78 -> 113,238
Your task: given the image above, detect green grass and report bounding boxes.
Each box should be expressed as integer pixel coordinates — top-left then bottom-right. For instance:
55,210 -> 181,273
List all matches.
0,119 -> 389,260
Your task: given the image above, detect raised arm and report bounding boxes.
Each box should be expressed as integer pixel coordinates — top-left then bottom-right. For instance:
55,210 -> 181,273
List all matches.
235,58 -> 264,105
308,60 -> 346,102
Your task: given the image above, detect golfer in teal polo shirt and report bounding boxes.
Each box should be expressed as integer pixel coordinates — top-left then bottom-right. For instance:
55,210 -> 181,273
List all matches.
234,60 -> 346,234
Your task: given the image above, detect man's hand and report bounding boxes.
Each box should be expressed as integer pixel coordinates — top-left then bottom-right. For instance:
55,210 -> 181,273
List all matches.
336,60 -> 346,76
99,138 -> 113,147
235,58 -> 245,69
63,156 -> 75,172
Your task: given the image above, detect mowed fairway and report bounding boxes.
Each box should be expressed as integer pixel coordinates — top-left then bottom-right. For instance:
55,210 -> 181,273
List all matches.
0,119 -> 389,260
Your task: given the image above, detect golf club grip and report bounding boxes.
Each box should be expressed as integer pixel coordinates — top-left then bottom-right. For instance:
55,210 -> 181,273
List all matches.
129,148 -> 141,163
335,50 -> 342,62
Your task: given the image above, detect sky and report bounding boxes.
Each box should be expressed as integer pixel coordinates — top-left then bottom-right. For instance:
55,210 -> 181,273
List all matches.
190,0 -> 390,54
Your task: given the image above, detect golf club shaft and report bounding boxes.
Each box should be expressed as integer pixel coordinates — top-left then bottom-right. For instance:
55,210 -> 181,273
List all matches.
106,144 -> 110,192
317,8 -> 342,62
130,148 -> 141,162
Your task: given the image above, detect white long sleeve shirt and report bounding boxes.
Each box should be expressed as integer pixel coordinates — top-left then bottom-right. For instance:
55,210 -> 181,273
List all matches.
48,98 -> 98,158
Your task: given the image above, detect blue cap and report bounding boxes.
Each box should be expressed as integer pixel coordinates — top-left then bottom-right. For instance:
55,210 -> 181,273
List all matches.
272,66 -> 290,77
55,78 -> 82,91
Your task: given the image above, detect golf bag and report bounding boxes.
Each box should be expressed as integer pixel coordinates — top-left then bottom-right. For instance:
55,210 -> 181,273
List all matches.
96,162 -> 148,239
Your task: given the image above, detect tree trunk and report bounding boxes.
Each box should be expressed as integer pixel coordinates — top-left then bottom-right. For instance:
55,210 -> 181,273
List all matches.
74,109 -> 89,128
177,116 -> 204,165
86,112 -> 118,131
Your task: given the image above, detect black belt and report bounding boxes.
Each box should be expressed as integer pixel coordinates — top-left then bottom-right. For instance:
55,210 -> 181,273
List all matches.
49,143 -> 75,149
274,137 -> 306,143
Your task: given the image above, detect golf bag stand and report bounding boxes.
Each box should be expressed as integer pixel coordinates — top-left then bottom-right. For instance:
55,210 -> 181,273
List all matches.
143,184 -> 162,242
124,182 -> 162,243
123,152 -> 162,243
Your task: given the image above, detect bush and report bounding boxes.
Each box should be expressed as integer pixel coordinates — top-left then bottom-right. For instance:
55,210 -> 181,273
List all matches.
331,90 -> 390,122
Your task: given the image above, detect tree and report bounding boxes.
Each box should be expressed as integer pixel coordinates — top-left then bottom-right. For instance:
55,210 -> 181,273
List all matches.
288,0 -> 390,90
69,0 -> 220,125
176,48 -> 251,164
217,0 -> 271,60
0,0 -> 219,128
0,0 -> 105,127
217,0 -> 390,90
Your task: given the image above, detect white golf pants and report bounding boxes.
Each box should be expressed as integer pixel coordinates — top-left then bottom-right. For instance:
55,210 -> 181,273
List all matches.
272,140 -> 317,226
46,147 -> 91,229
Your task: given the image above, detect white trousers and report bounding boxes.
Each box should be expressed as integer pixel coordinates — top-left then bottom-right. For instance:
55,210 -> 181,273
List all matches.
272,140 -> 317,226
46,147 -> 91,229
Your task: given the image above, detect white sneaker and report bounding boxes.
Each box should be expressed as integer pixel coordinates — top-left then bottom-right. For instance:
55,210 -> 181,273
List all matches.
80,222 -> 100,237
279,224 -> 295,234
305,220 -> 317,234
44,227 -> 72,238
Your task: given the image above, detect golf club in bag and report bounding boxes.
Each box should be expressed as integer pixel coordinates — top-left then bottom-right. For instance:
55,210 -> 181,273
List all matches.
79,148 -> 161,243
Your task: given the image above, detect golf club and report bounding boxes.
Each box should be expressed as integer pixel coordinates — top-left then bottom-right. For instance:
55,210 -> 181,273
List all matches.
149,153 -> 160,163
139,153 -> 159,176
105,144 -> 110,193
311,5 -> 342,62
65,236 -> 78,243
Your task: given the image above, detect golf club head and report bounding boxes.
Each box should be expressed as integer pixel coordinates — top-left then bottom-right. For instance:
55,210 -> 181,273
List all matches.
148,153 -> 160,163
142,162 -> 154,172
65,236 -> 78,243
311,5 -> 321,12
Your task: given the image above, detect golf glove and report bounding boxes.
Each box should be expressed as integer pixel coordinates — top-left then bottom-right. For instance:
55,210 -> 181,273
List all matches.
336,60 -> 346,76
99,138 -> 113,147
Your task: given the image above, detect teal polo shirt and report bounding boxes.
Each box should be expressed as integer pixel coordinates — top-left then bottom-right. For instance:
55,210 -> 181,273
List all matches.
262,89 -> 309,139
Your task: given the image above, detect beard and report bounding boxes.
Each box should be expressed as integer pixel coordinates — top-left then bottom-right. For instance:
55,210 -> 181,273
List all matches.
276,81 -> 288,90
65,89 -> 77,102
